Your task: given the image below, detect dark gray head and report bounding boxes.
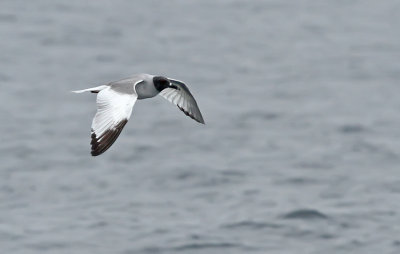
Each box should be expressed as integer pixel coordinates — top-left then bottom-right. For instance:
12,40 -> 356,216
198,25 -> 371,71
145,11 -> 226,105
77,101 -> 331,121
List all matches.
153,76 -> 171,92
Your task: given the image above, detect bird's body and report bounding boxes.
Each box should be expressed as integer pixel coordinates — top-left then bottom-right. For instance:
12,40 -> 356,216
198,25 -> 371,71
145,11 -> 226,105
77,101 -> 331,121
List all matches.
73,74 -> 204,156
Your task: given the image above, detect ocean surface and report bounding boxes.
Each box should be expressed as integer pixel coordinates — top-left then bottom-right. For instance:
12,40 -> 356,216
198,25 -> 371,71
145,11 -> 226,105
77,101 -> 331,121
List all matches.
1,0 -> 400,253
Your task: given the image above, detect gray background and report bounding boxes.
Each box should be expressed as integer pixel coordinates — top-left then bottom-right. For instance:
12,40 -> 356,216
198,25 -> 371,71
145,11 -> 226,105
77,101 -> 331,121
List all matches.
1,0 -> 400,253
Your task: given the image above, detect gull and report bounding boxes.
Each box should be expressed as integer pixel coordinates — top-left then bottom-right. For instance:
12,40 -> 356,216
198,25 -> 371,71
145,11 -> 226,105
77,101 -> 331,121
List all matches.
72,74 -> 204,156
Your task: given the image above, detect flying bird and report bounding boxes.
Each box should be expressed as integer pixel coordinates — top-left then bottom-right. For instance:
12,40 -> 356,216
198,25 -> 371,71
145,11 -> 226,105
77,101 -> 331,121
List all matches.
72,74 -> 204,156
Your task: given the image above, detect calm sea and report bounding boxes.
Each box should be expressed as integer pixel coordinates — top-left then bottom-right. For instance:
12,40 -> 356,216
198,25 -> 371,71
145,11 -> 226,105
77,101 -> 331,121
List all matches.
1,0 -> 400,253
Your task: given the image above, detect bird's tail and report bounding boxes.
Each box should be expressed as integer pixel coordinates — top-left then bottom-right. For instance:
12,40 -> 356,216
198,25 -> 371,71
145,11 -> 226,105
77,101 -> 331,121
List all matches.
71,85 -> 107,94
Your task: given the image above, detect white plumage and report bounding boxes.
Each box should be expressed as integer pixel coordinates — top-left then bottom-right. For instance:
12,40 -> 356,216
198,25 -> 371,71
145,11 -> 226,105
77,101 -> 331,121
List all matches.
72,74 -> 204,156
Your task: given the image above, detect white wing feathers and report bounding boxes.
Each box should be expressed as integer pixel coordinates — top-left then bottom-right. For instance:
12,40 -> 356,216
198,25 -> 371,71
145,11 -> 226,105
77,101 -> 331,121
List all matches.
159,79 -> 205,124
90,87 -> 137,156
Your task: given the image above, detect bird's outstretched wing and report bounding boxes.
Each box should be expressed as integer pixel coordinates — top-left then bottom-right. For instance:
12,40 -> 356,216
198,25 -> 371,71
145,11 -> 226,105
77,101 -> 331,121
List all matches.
90,86 -> 138,156
159,79 -> 205,124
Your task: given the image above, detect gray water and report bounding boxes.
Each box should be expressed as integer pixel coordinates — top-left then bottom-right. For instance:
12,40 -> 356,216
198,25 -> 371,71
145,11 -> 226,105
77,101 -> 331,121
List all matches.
1,0 -> 400,253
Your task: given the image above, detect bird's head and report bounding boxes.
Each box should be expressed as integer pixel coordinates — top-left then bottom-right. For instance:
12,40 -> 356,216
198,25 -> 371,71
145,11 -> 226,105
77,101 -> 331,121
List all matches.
153,76 -> 170,92
153,76 -> 177,92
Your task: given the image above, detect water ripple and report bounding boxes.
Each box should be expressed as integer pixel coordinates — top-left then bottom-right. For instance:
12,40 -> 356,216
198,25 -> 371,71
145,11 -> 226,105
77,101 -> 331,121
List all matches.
222,220 -> 282,230
172,242 -> 240,251
282,209 -> 328,220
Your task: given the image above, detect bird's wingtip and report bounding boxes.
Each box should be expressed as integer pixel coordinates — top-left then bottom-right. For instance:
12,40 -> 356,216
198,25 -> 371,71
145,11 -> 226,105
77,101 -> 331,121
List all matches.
198,114 -> 205,124
197,117 -> 205,125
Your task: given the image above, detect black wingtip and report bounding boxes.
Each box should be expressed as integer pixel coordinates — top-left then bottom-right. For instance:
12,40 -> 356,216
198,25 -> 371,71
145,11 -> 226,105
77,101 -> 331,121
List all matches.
91,151 -> 100,156
196,115 -> 205,124
198,114 -> 205,124
90,119 -> 128,156
193,112 -> 205,124
177,105 -> 205,124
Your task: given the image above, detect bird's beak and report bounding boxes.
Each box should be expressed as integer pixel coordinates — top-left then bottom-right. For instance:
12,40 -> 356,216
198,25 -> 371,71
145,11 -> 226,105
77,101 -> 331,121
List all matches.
169,83 -> 178,89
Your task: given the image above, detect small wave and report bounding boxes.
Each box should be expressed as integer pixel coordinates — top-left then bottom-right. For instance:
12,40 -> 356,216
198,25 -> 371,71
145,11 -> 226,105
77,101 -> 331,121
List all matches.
222,220 -> 282,230
392,240 -> 400,246
173,242 -> 239,251
276,177 -> 317,185
25,242 -> 70,251
295,161 -> 333,170
282,209 -> 328,220
240,111 -> 280,123
0,14 -> 17,22
339,124 -> 365,134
